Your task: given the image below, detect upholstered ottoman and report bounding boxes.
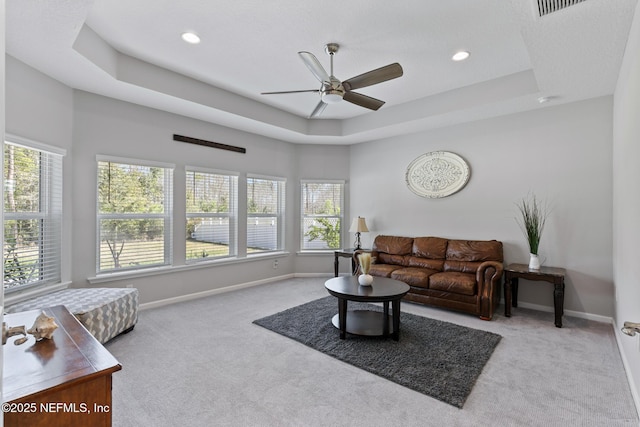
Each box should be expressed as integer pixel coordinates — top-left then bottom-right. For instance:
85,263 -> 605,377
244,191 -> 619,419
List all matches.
5,287 -> 138,344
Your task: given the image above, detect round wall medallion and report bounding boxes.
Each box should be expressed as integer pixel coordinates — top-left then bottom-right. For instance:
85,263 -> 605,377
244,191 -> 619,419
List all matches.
405,151 -> 470,198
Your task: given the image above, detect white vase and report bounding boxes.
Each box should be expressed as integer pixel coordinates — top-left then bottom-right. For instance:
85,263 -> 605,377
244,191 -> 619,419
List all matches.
529,253 -> 541,270
358,274 -> 374,286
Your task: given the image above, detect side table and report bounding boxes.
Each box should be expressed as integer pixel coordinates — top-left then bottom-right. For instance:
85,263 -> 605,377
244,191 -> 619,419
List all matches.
334,248 -> 368,276
504,263 -> 567,327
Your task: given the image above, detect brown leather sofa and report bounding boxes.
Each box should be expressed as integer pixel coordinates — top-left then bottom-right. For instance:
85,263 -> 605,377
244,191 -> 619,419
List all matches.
356,235 -> 504,320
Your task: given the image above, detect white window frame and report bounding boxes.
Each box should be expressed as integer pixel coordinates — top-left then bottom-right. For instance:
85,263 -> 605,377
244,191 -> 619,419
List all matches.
4,135 -> 65,294
246,174 -> 286,254
185,166 -> 238,263
96,155 -> 174,274
300,180 -> 344,252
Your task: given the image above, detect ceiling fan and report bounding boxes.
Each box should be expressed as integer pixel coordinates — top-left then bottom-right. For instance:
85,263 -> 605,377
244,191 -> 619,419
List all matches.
261,43 -> 403,118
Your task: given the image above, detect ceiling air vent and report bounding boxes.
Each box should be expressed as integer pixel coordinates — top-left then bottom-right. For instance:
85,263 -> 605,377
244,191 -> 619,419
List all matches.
537,0 -> 586,17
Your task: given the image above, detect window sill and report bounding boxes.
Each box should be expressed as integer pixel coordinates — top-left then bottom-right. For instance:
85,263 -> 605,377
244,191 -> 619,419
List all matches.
87,251 -> 290,284
4,281 -> 72,306
296,250 -> 337,256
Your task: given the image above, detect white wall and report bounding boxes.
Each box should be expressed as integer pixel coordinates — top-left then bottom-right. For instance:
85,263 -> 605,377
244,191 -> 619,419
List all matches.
71,91 -> 350,304
350,97 -> 614,317
4,56 -> 351,305
613,0 -> 640,408
293,144 -> 351,275
5,56 -> 74,285
4,56 -> 618,318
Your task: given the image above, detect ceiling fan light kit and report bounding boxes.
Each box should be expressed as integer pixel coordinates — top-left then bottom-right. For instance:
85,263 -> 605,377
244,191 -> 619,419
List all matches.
261,42 -> 403,118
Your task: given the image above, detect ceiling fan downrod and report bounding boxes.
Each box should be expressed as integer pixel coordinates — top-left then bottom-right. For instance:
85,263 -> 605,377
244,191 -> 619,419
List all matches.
322,43 -> 343,104
325,43 -> 339,77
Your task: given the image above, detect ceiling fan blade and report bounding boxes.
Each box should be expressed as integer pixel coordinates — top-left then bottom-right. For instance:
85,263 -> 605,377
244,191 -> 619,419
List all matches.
298,51 -> 331,83
342,63 -> 403,91
261,89 -> 320,95
310,100 -> 328,118
343,91 -> 385,111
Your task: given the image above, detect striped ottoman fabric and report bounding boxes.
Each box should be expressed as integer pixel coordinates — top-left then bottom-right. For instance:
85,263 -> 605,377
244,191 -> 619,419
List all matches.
6,288 -> 138,344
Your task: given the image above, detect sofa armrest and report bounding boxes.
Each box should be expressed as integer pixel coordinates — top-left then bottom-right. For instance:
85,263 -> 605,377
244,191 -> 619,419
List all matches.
352,250 -> 365,275
476,261 -> 504,320
352,249 -> 375,275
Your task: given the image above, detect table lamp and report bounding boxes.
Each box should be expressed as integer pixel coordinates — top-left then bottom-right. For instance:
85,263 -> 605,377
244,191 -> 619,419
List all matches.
349,216 -> 369,249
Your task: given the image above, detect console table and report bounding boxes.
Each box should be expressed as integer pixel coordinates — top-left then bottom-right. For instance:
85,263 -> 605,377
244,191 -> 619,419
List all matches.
3,305 -> 122,426
504,263 -> 566,327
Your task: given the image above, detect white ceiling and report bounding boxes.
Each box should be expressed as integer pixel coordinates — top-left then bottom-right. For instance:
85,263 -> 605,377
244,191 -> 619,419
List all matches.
5,0 -> 638,144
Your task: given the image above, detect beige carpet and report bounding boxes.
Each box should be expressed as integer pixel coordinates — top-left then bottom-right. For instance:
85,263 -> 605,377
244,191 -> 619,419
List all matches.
105,277 -> 638,426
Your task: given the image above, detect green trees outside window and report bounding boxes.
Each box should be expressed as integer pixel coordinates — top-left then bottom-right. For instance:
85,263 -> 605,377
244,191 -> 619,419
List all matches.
301,181 -> 343,250
4,141 -> 62,291
97,159 -> 173,272
186,169 -> 237,261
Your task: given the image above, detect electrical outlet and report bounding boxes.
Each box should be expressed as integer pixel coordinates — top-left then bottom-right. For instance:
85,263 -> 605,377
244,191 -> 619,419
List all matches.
273,259 -> 279,269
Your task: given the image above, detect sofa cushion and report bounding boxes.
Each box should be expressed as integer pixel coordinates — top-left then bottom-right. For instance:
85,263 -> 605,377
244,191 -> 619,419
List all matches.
373,235 -> 414,255
377,252 -> 407,266
390,267 -> 438,288
443,260 -> 483,274
406,256 -> 444,271
429,272 -> 477,296
369,264 -> 403,277
446,239 -> 503,262
412,237 -> 448,259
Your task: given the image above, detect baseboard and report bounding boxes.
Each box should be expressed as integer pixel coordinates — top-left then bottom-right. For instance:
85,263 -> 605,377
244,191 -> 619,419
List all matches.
612,320 -> 640,420
501,299 -> 613,323
139,273 -> 295,311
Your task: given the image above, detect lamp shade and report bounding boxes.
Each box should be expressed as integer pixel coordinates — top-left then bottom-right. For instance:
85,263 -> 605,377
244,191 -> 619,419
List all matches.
349,217 -> 369,233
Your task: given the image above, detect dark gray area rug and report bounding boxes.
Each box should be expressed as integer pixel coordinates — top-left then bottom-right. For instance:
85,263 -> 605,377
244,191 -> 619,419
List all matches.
253,296 -> 501,408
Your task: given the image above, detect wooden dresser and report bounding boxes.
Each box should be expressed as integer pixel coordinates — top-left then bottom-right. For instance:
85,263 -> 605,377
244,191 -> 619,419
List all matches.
3,305 -> 121,426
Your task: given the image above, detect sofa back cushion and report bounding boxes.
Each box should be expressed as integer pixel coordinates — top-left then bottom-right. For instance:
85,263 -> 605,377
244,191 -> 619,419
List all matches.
443,260 -> 485,274
377,252 -> 407,266
445,240 -> 503,262
412,237 -> 448,259
444,239 -> 503,273
406,256 -> 444,271
373,235 -> 414,256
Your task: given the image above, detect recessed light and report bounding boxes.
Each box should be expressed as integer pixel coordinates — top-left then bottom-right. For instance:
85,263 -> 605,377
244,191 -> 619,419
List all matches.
452,51 -> 470,61
181,32 -> 201,44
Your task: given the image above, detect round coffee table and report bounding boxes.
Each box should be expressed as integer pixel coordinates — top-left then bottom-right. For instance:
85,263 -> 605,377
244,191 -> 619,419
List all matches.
324,276 -> 410,341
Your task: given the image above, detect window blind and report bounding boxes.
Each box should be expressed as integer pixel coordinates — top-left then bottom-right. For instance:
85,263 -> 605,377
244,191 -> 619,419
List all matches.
247,176 -> 285,253
300,181 -> 343,250
97,159 -> 173,273
4,141 -> 63,292
186,168 -> 238,261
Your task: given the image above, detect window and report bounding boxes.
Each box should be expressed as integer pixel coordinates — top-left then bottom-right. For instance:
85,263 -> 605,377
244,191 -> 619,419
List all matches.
97,157 -> 173,273
300,181 -> 344,251
247,176 -> 285,254
4,138 -> 63,293
186,168 -> 238,262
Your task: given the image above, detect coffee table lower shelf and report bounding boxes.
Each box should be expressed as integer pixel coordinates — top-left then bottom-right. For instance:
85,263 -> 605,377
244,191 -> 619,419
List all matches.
331,310 -> 394,336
